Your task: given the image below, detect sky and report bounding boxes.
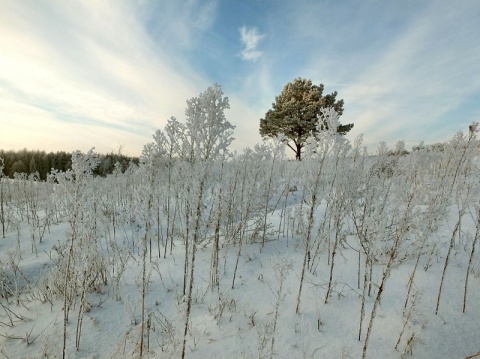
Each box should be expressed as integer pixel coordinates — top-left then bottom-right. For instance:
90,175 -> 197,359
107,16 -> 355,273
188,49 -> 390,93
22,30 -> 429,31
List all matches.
1,0 -> 480,157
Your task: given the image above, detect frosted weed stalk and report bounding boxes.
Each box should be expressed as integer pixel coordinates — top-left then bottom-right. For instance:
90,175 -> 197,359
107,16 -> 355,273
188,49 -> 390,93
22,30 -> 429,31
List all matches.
269,255 -> 293,359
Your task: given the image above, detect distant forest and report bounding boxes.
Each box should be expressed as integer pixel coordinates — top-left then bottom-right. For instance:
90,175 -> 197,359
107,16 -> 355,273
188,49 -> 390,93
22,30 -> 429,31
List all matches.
0,149 -> 139,180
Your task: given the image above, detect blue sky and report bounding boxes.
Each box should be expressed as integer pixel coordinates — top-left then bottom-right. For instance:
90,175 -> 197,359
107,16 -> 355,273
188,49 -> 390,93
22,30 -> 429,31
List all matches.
1,0 -> 480,157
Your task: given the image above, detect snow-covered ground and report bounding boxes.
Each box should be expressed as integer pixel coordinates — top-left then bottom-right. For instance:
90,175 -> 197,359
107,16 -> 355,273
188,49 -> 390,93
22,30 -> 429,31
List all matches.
1,131 -> 480,358
0,185 -> 479,358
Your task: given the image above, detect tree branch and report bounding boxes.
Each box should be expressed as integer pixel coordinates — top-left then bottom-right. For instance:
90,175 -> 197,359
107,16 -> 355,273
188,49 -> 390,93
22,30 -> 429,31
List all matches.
286,143 -> 296,153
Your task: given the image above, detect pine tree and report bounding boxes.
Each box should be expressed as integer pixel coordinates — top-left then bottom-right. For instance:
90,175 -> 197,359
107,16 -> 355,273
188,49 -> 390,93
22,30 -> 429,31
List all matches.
259,77 -> 353,160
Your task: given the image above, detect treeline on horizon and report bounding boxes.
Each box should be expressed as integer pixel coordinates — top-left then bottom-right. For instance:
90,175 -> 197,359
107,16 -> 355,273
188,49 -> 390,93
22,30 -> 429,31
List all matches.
0,148 -> 139,180
0,141 -> 464,182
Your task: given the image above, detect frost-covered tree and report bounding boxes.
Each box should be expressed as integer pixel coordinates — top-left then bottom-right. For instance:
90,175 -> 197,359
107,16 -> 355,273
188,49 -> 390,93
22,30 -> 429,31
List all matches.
145,116 -> 189,163
186,83 -> 235,161
181,83 -> 235,359
259,78 -> 353,160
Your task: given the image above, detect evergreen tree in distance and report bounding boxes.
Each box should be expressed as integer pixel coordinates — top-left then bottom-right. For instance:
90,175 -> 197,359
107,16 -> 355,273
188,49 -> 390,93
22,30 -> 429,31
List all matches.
259,77 -> 353,160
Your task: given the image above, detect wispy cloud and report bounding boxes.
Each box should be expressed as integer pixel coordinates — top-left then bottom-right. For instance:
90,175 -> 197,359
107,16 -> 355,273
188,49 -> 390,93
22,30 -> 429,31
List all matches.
0,0 -> 210,155
338,0 -> 480,149
239,26 -> 264,61
137,0 -> 218,50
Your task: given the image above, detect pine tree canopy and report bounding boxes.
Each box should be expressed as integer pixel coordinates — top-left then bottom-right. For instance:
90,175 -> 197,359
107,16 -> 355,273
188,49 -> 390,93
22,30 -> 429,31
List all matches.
259,78 -> 353,160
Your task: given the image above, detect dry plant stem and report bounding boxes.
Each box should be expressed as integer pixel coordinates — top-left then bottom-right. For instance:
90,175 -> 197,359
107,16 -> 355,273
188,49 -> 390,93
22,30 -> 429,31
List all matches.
350,168 -> 376,342
309,200 -> 331,272
362,241 -> 395,359
164,163 -> 173,258
325,204 -> 345,304
63,232 -> 75,359
183,199 -> 190,299
362,189 -> 415,359
368,263 -> 373,297
449,130 -> 475,195
436,215 -> 462,315
75,278 -> 88,350
231,229 -> 244,290
395,291 -> 418,350
325,229 -> 339,303
296,193 -> 316,315
157,204 -> 162,259
405,233 -> 430,309
139,213 -> 150,359
0,160 -> 5,239
211,163 -> 224,290
261,156 -> 276,248
357,250 -> 361,289
149,219 -> 153,264
276,172 -> 294,241
182,178 -> 205,359
232,169 -> 257,289
170,196 -> 179,255
296,149 -> 328,314
358,256 -> 369,341
225,168 -> 238,242
404,249 -> 421,309
463,206 -> 480,313
270,264 -> 289,359
1,302 -> 25,326
211,189 -> 221,290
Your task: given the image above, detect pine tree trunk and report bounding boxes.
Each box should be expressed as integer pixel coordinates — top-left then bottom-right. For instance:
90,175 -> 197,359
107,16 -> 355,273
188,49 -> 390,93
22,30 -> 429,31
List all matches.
296,143 -> 302,161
